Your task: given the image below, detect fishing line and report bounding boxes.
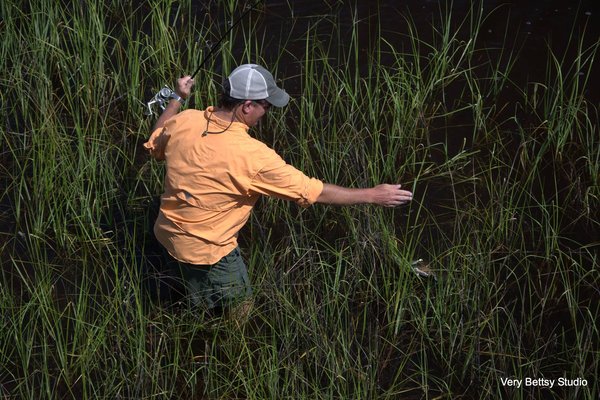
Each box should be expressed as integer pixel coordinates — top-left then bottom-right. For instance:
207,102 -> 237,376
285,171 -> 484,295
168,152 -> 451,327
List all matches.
191,0 -> 261,79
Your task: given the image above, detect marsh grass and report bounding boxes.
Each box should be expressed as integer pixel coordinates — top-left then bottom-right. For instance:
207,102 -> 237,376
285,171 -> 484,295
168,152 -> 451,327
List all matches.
1,0 -> 598,398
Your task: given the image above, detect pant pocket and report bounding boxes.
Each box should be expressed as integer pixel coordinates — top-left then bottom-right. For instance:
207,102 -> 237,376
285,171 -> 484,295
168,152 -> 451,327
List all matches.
207,253 -> 250,306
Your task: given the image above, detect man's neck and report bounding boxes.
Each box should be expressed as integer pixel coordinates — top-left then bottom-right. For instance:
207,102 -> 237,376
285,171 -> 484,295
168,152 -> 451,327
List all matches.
213,106 -> 242,123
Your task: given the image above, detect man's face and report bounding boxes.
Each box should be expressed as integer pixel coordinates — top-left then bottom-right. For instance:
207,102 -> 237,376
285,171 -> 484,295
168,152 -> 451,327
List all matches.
241,100 -> 270,127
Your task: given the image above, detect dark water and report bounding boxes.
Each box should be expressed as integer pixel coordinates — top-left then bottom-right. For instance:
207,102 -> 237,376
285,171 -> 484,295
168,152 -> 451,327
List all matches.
236,0 -> 600,241
205,0 -> 599,101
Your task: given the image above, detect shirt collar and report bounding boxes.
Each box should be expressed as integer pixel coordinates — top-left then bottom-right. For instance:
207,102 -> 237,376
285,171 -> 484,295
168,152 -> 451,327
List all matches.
204,106 -> 250,134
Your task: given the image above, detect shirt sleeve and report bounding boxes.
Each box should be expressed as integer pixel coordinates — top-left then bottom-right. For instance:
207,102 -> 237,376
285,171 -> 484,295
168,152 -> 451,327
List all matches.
143,117 -> 178,160
250,151 -> 323,208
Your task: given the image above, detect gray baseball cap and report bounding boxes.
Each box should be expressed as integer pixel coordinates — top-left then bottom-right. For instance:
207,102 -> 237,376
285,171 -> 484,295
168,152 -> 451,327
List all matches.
227,64 -> 290,107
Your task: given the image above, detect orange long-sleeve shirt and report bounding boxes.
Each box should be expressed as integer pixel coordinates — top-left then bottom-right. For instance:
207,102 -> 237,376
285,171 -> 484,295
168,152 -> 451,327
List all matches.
144,107 -> 323,264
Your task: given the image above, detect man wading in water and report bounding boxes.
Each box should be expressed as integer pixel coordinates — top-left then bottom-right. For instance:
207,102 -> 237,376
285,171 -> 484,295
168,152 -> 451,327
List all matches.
144,64 -> 413,322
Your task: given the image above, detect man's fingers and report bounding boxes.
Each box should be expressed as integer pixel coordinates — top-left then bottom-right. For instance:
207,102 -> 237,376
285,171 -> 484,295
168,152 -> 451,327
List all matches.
175,76 -> 195,99
396,190 -> 413,201
391,189 -> 413,206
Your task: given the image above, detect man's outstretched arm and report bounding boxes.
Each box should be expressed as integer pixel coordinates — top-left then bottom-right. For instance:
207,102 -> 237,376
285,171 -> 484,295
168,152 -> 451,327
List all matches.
316,183 -> 413,207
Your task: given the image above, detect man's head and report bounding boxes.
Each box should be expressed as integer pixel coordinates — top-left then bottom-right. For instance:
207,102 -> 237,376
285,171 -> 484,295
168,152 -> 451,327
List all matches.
218,64 -> 289,127
223,64 -> 289,108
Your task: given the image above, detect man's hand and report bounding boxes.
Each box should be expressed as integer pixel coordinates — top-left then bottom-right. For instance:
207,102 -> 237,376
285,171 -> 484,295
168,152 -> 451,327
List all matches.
369,184 -> 413,207
175,75 -> 194,99
152,75 -> 195,133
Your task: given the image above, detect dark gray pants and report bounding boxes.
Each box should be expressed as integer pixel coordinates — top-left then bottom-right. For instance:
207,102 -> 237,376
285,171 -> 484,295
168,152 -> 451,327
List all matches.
177,247 -> 252,312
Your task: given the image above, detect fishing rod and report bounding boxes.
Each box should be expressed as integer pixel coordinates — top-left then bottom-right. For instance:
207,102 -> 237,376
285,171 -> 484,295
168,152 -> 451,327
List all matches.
145,0 -> 261,116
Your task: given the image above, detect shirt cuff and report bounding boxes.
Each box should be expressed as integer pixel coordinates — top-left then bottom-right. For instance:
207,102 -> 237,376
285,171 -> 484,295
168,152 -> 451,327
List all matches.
298,178 -> 324,207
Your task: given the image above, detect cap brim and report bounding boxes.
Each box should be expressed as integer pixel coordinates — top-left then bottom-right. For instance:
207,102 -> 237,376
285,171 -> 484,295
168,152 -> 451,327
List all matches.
266,88 -> 290,107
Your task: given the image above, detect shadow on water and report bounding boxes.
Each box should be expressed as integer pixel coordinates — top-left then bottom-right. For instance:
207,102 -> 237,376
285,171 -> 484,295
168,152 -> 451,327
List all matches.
103,191 -> 188,307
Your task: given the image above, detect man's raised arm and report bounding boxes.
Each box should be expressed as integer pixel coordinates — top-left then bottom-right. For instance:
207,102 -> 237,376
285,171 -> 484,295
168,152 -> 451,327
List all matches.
151,76 -> 195,132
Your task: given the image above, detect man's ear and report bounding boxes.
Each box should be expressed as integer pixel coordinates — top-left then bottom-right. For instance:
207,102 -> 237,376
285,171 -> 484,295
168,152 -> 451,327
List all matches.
241,100 -> 253,114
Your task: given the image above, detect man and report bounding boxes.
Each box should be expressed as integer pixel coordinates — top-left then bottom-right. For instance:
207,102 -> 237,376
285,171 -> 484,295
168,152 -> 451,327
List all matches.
144,64 -> 413,318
